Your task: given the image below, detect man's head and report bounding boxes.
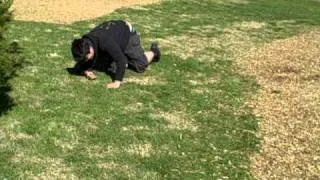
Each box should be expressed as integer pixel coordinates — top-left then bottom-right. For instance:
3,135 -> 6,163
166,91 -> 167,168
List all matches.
71,38 -> 94,63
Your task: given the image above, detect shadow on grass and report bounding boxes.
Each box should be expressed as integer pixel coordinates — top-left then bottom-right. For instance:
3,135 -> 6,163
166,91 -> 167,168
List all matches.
0,42 -> 25,116
66,55 -> 119,81
0,86 -> 14,116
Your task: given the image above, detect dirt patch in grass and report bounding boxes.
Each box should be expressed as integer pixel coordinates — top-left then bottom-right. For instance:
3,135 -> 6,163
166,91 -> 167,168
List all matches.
236,30 -> 320,179
11,0 -> 162,24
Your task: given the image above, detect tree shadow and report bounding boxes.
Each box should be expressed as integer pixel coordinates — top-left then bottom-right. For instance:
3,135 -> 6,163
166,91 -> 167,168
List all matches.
0,86 -> 13,116
0,42 -> 24,116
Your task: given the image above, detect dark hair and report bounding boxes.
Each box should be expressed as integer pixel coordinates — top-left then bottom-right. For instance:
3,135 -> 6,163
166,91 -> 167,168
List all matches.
71,38 -> 90,63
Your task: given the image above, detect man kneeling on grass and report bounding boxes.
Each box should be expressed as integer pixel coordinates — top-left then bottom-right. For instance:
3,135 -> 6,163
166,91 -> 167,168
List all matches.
70,20 -> 161,89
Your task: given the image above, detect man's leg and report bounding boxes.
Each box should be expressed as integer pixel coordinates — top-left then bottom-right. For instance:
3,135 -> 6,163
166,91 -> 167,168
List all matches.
124,23 -> 161,72
126,43 -> 160,72
125,32 -> 149,72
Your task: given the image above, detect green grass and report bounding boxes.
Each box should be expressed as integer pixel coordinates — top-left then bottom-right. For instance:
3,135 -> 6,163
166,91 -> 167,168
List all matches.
1,0 -> 319,179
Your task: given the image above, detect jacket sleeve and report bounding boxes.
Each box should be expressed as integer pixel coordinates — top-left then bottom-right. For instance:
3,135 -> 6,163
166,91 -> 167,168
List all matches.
100,40 -> 127,81
73,60 -> 93,74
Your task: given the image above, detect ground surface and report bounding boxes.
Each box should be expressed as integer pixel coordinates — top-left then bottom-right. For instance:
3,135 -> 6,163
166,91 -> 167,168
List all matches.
12,0 -> 161,24
236,30 -> 320,179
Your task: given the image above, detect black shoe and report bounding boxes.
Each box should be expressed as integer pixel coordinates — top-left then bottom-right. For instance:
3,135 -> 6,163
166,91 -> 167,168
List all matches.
150,42 -> 161,62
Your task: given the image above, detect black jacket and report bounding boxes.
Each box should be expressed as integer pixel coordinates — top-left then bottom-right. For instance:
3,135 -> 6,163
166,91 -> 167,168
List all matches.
82,20 -> 131,81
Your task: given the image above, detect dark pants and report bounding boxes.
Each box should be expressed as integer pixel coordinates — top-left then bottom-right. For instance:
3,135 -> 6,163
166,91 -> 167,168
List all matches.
124,32 -> 148,73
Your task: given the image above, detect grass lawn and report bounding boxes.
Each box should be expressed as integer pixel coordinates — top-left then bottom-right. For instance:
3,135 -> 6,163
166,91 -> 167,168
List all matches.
1,0 -> 319,179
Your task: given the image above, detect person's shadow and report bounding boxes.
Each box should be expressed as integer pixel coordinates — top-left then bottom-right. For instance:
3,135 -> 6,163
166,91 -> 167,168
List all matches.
66,56 -> 116,80
66,54 -> 145,80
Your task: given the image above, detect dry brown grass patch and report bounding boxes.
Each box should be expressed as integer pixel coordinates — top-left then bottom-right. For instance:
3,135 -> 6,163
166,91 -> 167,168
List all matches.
30,95 -> 44,109
125,76 -> 166,85
158,35 -> 220,61
232,21 -> 266,30
54,138 -> 79,151
188,76 -> 220,85
157,22 -> 262,62
13,153 -> 77,179
122,125 -> 151,131
215,0 -> 249,5
98,161 -> 130,170
191,88 -> 211,94
126,143 -> 155,157
125,102 -> 144,113
86,145 -> 118,159
236,30 -> 320,179
152,111 -> 199,132
7,132 -> 33,141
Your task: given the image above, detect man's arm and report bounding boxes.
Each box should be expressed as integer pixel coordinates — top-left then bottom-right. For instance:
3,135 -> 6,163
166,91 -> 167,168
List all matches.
100,41 -> 127,88
73,61 -> 93,75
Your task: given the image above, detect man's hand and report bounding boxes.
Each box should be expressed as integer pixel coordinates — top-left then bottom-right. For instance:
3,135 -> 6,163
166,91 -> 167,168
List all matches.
84,70 -> 96,80
106,80 -> 121,89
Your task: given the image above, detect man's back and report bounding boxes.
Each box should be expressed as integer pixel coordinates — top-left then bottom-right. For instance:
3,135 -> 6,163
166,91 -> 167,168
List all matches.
86,20 -> 131,51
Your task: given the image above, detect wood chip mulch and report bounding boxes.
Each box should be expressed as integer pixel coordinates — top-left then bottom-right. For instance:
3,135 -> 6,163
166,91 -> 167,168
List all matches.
237,30 -> 320,179
11,0 -> 160,24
